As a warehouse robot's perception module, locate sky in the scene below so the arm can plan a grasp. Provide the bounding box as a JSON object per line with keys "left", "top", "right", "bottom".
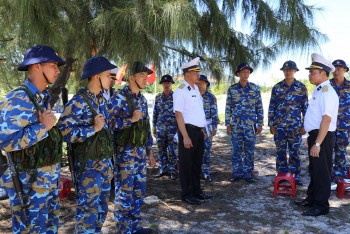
{"left": 250, "top": 0, "right": 350, "bottom": 86}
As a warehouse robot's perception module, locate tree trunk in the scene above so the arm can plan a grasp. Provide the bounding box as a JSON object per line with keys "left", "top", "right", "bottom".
{"left": 49, "top": 57, "right": 76, "bottom": 108}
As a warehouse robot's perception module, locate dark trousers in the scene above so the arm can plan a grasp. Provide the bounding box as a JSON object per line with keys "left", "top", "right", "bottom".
{"left": 306, "top": 130, "right": 335, "bottom": 211}
{"left": 178, "top": 125, "right": 204, "bottom": 199}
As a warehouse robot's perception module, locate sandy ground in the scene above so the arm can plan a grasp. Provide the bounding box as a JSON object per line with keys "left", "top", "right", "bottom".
{"left": 1, "top": 124, "right": 350, "bottom": 234}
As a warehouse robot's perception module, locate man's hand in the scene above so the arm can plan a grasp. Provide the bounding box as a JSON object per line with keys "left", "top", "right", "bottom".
{"left": 226, "top": 126, "right": 232, "bottom": 135}
{"left": 256, "top": 126, "right": 263, "bottom": 135}
{"left": 212, "top": 129, "right": 217, "bottom": 137}
{"left": 130, "top": 110, "right": 143, "bottom": 123}
{"left": 269, "top": 126, "right": 276, "bottom": 135}
{"left": 310, "top": 144, "right": 320, "bottom": 157}
{"left": 39, "top": 109, "right": 57, "bottom": 131}
{"left": 148, "top": 150, "right": 156, "bottom": 167}
{"left": 93, "top": 114, "right": 105, "bottom": 132}
{"left": 183, "top": 136, "right": 193, "bottom": 149}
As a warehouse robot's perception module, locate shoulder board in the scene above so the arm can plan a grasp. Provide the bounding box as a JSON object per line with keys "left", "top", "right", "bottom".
{"left": 178, "top": 84, "right": 185, "bottom": 89}
{"left": 322, "top": 86, "right": 328, "bottom": 92}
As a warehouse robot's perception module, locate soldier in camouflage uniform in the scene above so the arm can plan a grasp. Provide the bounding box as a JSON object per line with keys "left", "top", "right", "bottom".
{"left": 153, "top": 74, "right": 178, "bottom": 180}
{"left": 268, "top": 61, "right": 308, "bottom": 186}
{"left": 58, "top": 56, "right": 116, "bottom": 233}
{"left": 0, "top": 45, "right": 65, "bottom": 234}
{"left": 225, "top": 63, "right": 263, "bottom": 183}
{"left": 109, "top": 61, "right": 156, "bottom": 234}
{"left": 330, "top": 59, "right": 350, "bottom": 181}
{"left": 196, "top": 75, "right": 219, "bottom": 182}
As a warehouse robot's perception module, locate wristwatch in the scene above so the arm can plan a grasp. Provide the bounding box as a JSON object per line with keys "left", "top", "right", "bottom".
{"left": 315, "top": 142, "right": 321, "bottom": 147}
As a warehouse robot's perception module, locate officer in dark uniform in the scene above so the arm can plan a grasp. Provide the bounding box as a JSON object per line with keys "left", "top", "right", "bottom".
{"left": 295, "top": 53, "right": 339, "bottom": 216}
{"left": 173, "top": 57, "right": 213, "bottom": 205}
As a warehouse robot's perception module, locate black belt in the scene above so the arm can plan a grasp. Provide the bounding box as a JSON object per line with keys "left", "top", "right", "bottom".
{"left": 308, "top": 129, "right": 334, "bottom": 136}
{"left": 185, "top": 124, "right": 202, "bottom": 131}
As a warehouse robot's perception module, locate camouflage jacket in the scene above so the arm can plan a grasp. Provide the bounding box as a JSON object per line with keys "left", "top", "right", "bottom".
{"left": 225, "top": 82, "right": 264, "bottom": 127}
{"left": 202, "top": 90, "right": 219, "bottom": 130}
{"left": 58, "top": 87, "right": 110, "bottom": 143}
{"left": 152, "top": 91, "right": 177, "bottom": 133}
{"left": 330, "top": 78, "right": 350, "bottom": 131}
{"left": 268, "top": 79, "right": 308, "bottom": 128}
{"left": 109, "top": 86, "right": 153, "bottom": 149}
{"left": 0, "top": 79, "right": 50, "bottom": 151}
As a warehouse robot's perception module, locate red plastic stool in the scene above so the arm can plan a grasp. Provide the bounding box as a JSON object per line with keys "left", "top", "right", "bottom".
{"left": 59, "top": 178, "right": 72, "bottom": 199}
{"left": 336, "top": 178, "right": 350, "bottom": 199}
{"left": 273, "top": 172, "right": 297, "bottom": 197}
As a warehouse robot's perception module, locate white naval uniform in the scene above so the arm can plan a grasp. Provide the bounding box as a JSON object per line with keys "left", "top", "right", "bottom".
{"left": 173, "top": 80, "right": 206, "bottom": 127}
{"left": 304, "top": 80, "right": 339, "bottom": 132}
{"left": 173, "top": 80, "right": 207, "bottom": 200}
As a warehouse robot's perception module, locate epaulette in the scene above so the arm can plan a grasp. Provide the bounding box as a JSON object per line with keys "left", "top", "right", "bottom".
{"left": 322, "top": 86, "right": 328, "bottom": 92}
{"left": 178, "top": 84, "right": 185, "bottom": 89}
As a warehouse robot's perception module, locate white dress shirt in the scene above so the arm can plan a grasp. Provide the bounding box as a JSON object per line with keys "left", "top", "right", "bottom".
{"left": 304, "top": 80, "right": 339, "bottom": 132}
{"left": 173, "top": 80, "right": 206, "bottom": 128}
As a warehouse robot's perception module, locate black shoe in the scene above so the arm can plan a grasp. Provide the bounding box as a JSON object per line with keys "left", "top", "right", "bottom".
{"left": 302, "top": 207, "right": 329, "bottom": 216}
{"left": 294, "top": 199, "right": 313, "bottom": 208}
{"left": 154, "top": 171, "right": 168, "bottom": 178}
{"left": 231, "top": 176, "right": 241, "bottom": 182}
{"left": 182, "top": 197, "right": 201, "bottom": 205}
{"left": 170, "top": 173, "right": 178, "bottom": 180}
{"left": 204, "top": 175, "right": 212, "bottom": 182}
{"left": 134, "top": 227, "right": 154, "bottom": 234}
{"left": 244, "top": 178, "right": 255, "bottom": 183}
{"left": 194, "top": 193, "right": 214, "bottom": 200}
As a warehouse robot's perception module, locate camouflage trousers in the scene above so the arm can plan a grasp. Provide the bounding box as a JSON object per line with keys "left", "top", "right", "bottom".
{"left": 202, "top": 132, "right": 213, "bottom": 177}
{"left": 0, "top": 163, "right": 60, "bottom": 234}
{"left": 230, "top": 125, "right": 256, "bottom": 178}
{"left": 273, "top": 127, "right": 302, "bottom": 180}
{"left": 333, "top": 130, "right": 349, "bottom": 179}
{"left": 74, "top": 158, "right": 113, "bottom": 234}
{"left": 156, "top": 130, "right": 177, "bottom": 174}
{"left": 114, "top": 147, "right": 147, "bottom": 234}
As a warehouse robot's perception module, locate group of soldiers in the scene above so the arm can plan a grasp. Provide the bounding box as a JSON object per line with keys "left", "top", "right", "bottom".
{"left": 0, "top": 44, "right": 349, "bottom": 234}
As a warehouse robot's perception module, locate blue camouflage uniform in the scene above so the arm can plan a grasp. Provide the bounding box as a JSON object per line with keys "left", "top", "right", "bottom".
{"left": 0, "top": 80, "right": 61, "bottom": 234}
{"left": 225, "top": 82, "right": 264, "bottom": 179}
{"left": 268, "top": 79, "right": 308, "bottom": 181}
{"left": 109, "top": 85, "right": 153, "bottom": 234}
{"left": 201, "top": 90, "right": 219, "bottom": 178}
{"left": 330, "top": 78, "right": 350, "bottom": 179}
{"left": 58, "top": 87, "right": 113, "bottom": 233}
{"left": 58, "top": 56, "right": 116, "bottom": 233}
{"left": 153, "top": 91, "right": 177, "bottom": 175}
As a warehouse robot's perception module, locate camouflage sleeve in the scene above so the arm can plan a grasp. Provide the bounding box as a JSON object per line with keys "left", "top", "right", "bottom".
{"left": 268, "top": 86, "right": 276, "bottom": 126}
{"left": 107, "top": 91, "right": 123, "bottom": 130}
{"left": 57, "top": 95, "right": 96, "bottom": 143}
{"left": 211, "top": 94, "right": 219, "bottom": 130}
{"left": 152, "top": 95, "right": 159, "bottom": 129}
{"left": 225, "top": 87, "right": 232, "bottom": 126}
{"left": 109, "top": 91, "right": 132, "bottom": 130}
{"left": 301, "top": 85, "right": 308, "bottom": 120}
{"left": 256, "top": 88, "right": 264, "bottom": 126}
{"left": 0, "top": 91, "right": 48, "bottom": 152}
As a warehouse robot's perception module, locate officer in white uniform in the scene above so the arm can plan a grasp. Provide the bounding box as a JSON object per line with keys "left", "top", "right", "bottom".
{"left": 173, "top": 57, "right": 213, "bottom": 205}
{"left": 295, "top": 53, "right": 339, "bottom": 216}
